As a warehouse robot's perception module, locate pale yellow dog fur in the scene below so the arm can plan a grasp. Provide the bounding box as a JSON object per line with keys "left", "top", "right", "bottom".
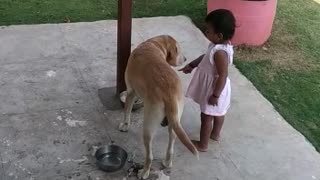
{"left": 119, "top": 35, "right": 199, "bottom": 179}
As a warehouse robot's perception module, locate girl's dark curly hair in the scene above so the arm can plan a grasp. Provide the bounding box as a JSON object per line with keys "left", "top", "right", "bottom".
{"left": 206, "top": 9, "right": 236, "bottom": 40}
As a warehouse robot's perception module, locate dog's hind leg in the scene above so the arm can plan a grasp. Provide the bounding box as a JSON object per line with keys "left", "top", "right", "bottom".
{"left": 119, "top": 89, "right": 137, "bottom": 132}
{"left": 162, "top": 124, "right": 177, "bottom": 168}
{"left": 138, "top": 125, "right": 154, "bottom": 179}
{"left": 138, "top": 102, "right": 163, "bottom": 179}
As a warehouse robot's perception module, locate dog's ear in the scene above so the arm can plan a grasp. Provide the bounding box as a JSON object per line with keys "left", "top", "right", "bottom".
{"left": 167, "top": 46, "right": 177, "bottom": 59}
{"left": 167, "top": 45, "right": 178, "bottom": 65}
{"left": 165, "top": 35, "right": 181, "bottom": 66}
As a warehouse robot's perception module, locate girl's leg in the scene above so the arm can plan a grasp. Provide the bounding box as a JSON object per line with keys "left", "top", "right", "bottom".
{"left": 192, "top": 113, "right": 214, "bottom": 152}
{"left": 210, "top": 116, "right": 225, "bottom": 141}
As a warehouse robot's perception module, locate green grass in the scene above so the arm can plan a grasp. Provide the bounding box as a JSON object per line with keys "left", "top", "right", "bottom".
{"left": 0, "top": 0, "right": 206, "bottom": 28}
{"left": 0, "top": 0, "right": 117, "bottom": 25}
{"left": 1, "top": 0, "right": 319, "bottom": 151}
{"left": 235, "top": 0, "right": 320, "bottom": 151}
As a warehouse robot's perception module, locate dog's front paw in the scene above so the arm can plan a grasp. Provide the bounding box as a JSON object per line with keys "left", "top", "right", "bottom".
{"left": 138, "top": 169, "right": 150, "bottom": 180}
{"left": 162, "top": 159, "right": 172, "bottom": 168}
{"left": 118, "top": 122, "right": 129, "bottom": 132}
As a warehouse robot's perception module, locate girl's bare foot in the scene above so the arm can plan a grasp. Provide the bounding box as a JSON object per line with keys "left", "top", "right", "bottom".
{"left": 191, "top": 140, "right": 208, "bottom": 152}
{"left": 210, "top": 134, "right": 220, "bottom": 141}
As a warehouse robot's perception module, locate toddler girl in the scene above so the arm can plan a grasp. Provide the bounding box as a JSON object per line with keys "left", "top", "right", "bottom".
{"left": 179, "top": 9, "right": 236, "bottom": 152}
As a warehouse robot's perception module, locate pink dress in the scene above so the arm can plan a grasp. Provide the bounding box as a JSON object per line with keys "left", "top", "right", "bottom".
{"left": 186, "top": 43, "right": 233, "bottom": 116}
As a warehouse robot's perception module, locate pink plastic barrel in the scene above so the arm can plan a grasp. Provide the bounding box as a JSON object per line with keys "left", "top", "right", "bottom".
{"left": 207, "top": 0, "right": 277, "bottom": 46}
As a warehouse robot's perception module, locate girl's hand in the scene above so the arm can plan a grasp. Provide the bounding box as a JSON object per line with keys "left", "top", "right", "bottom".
{"left": 209, "top": 95, "right": 219, "bottom": 106}
{"left": 178, "top": 64, "right": 193, "bottom": 74}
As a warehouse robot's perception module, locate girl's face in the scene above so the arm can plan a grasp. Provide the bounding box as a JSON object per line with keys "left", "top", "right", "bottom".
{"left": 205, "top": 23, "right": 223, "bottom": 44}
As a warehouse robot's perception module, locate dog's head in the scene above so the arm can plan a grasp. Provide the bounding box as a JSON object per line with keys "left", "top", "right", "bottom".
{"left": 164, "top": 35, "right": 187, "bottom": 66}
{"left": 151, "top": 35, "right": 186, "bottom": 66}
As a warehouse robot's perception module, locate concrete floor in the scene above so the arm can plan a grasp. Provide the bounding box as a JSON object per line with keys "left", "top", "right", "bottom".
{"left": 0, "top": 16, "right": 320, "bottom": 180}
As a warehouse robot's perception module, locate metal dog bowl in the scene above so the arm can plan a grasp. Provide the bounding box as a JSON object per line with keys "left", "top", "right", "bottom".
{"left": 95, "top": 145, "right": 128, "bottom": 172}
{"left": 120, "top": 91, "right": 143, "bottom": 111}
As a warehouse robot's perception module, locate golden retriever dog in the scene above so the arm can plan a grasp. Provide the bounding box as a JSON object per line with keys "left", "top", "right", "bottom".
{"left": 119, "top": 35, "right": 199, "bottom": 179}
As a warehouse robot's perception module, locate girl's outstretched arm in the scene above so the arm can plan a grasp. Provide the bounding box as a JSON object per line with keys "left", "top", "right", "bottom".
{"left": 189, "top": 54, "right": 205, "bottom": 68}
{"left": 179, "top": 54, "right": 205, "bottom": 74}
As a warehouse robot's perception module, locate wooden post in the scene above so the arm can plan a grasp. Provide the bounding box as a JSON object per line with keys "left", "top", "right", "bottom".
{"left": 117, "top": 0, "right": 133, "bottom": 95}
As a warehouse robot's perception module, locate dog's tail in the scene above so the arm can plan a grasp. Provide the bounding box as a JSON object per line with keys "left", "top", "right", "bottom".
{"left": 165, "top": 101, "right": 199, "bottom": 158}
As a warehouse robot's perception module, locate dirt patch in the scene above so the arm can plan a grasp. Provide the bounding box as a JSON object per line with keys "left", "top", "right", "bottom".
{"left": 234, "top": 19, "right": 313, "bottom": 71}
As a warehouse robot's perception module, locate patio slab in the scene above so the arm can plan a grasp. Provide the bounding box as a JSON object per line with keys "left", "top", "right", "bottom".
{"left": 0, "top": 16, "right": 320, "bottom": 180}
